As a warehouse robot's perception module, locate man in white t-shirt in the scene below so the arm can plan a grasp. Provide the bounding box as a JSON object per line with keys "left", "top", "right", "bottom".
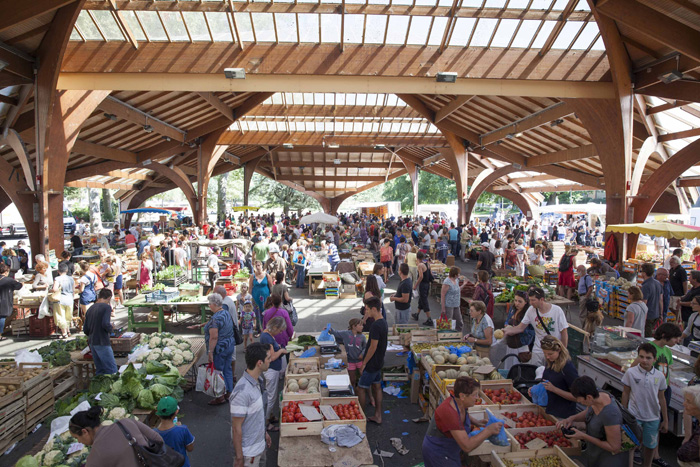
{"left": 503, "top": 287, "right": 569, "bottom": 367}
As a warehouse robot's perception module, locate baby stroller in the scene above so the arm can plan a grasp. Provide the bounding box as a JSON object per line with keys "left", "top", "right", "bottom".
{"left": 496, "top": 354, "right": 541, "bottom": 399}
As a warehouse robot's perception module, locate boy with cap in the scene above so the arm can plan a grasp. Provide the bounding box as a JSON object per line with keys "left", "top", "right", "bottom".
{"left": 154, "top": 396, "right": 195, "bottom": 467}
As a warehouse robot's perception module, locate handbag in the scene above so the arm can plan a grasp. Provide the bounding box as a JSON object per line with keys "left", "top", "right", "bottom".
{"left": 48, "top": 291, "right": 62, "bottom": 303}
{"left": 115, "top": 420, "right": 185, "bottom": 467}
{"left": 198, "top": 362, "right": 226, "bottom": 398}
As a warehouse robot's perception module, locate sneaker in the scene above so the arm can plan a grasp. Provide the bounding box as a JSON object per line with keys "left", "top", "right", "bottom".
{"left": 652, "top": 458, "right": 672, "bottom": 467}
{"left": 633, "top": 450, "right": 642, "bottom": 465}
{"left": 423, "top": 319, "right": 434, "bottom": 327}
{"left": 411, "top": 313, "right": 419, "bottom": 321}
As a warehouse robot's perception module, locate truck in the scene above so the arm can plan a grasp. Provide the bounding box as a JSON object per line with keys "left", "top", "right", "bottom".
{"left": 63, "top": 208, "right": 77, "bottom": 233}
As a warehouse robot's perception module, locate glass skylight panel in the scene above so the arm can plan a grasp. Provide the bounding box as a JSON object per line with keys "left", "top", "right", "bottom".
{"left": 76, "top": 11, "right": 103, "bottom": 40}
{"left": 362, "top": 122, "right": 372, "bottom": 132}
{"left": 551, "top": 21, "right": 584, "bottom": 49}
{"left": 160, "top": 12, "right": 189, "bottom": 41}
{"left": 463, "top": 0, "right": 487, "bottom": 6}
{"left": 427, "top": 17, "right": 448, "bottom": 46}
{"left": 552, "top": 0, "right": 572, "bottom": 9}
{"left": 470, "top": 18, "right": 498, "bottom": 47}
{"left": 205, "top": 13, "right": 232, "bottom": 41}
{"left": 346, "top": 94, "right": 356, "bottom": 106}
{"left": 345, "top": 0, "right": 365, "bottom": 5}
{"left": 530, "top": 0, "right": 555, "bottom": 9}
{"left": 356, "top": 94, "right": 367, "bottom": 106}
{"left": 344, "top": 15, "right": 364, "bottom": 43}
{"left": 92, "top": 11, "right": 125, "bottom": 40}
{"left": 575, "top": 0, "right": 591, "bottom": 10}
{"left": 234, "top": 13, "right": 254, "bottom": 42}
{"left": 275, "top": 14, "right": 297, "bottom": 42}
{"left": 343, "top": 122, "right": 354, "bottom": 132}
{"left": 531, "top": 21, "right": 557, "bottom": 48}
{"left": 485, "top": 0, "right": 508, "bottom": 7}
{"left": 449, "top": 18, "right": 476, "bottom": 46}
{"left": 303, "top": 94, "right": 314, "bottom": 105}
{"left": 490, "top": 19, "right": 520, "bottom": 48}
{"left": 364, "top": 16, "right": 388, "bottom": 44}
{"left": 427, "top": 123, "right": 439, "bottom": 133}
{"left": 386, "top": 15, "right": 410, "bottom": 45}
{"left": 119, "top": 11, "right": 147, "bottom": 41}
{"left": 392, "top": 0, "right": 413, "bottom": 5}
{"left": 386, "top": 95, "right": 400, "bottom": 106}
{"left": 368, "top": 0, "right": 390, "bottom": 5}
{"left": 252, "top": 13, "right": 276, "bottom": 42}
{"left": 70, "top": 29, "right": 81, "bottom": 41}
{"left": 314, "top": 93, "right": 325, "bottom": 105}
{"left": 571, "top": 22, "right": 598, "bottom": 50}
{"left": 366, "top": 94, "right": 378, "bottom": 106}
{"left": 590, "top": 36, "right": 605, "bottom": 50}
{"left": 182, "top": 12, "right": 212, "bottom": 41}
{"left": 298, "top": 14, "right": 319, "bottom": 42}
{"left": 321, "top": 14, "right": 341, "bottom": 43}
{"left": 406, "top": 16, "right": 431, "bottom": 45}
{"left": 511, "top": 20, "right": 540, "bottom": 47}
{"left": 336, "top": 94, "right": 346, "bottom": 105}
{"left": 414, "top": 0, "right": 439, "bottom": 6}
{"left": 291, "top": 93, "right": 303, "bottom": 105}
{"left": 507, "top": 0, "right": 532, "bottom": 8}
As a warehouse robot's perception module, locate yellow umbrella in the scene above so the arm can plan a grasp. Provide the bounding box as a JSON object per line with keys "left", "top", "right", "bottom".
{"left": 606, "top": 222, "right": 700, "bottom": 240}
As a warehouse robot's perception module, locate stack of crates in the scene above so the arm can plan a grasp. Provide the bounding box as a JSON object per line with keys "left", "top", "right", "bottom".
{"left": 595, "top": 280, "right": 614, "bottom": 316}
{"left": 612, "top": 288, "right": 629, "bottom": 320}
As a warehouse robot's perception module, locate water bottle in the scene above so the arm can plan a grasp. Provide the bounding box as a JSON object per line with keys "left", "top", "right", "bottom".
{"left": 328, "top": 435, "right": 337, "bottom": 452}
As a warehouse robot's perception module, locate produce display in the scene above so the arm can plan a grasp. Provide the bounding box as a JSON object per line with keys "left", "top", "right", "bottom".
{"left": 286, "top": 377, "right": 320, "bottom": 394}
{"left": 0, "top": 365, "right": 45, "bottom": 384}
{"left": 154, "top": 265, "right": 187, "bottom": 281}
{"left": 295, "top": 335, "right": 318, "bottom": 346}
{"left": 502, "top": 411, "right": 555, "bottom": 427}
{"left": 502, "top": 456, "right": 565, "bottom": 467}
{"left": 170, "top": 295, "right": 205, "bottom": 303}
{"left": 606, "top": 277, "right": 633, "bottom": 290}
{"left": 484, "top": 388, "right": 524, "bottom": 404}
{"left": 331, "top": 401, "right": 364, "bottom": 420}
{"left": 34, "top": 337, "right": 88, "bottom": 367}
{"left": 290, "top": 362, "right": 318, "bottom": 375}
{"left": 140, "top": 283, "right": 166, "bottom": 293}
{"left": 282, "top": 400, "right": 315, "bottom": 423}
{"left": 233, "top": 270, "right": 250, "bottom": 280}
{"left": 134, "top": 332, "right": 194, "bottom": 365}
{"left": 496, "top": 291, "right": 515, "bottom": 303}
{"left": 514, "top": 430, "right": 572, "bottom": 449}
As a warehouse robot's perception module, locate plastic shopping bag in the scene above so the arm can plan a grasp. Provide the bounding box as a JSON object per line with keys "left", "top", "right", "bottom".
{"left": 196, "top": 363, "right": 226, "bottom": 397}
{"left": 530, "top": 382, "right": 548, "bottom": 407}
{"left": 469, "top": 411, "right": 509, "bottom": 446}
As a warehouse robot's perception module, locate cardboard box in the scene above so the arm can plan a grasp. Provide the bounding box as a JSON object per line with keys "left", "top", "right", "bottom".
{"left": 446, "top": 255, "right": 455, "bottom": 267}
{"left": 410, "top": 369, "right": 421, "bottom": 404}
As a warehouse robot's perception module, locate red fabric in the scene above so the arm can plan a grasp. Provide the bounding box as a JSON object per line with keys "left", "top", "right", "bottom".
{"left": 604, "top": 233, "right": 618, "bottom": 262}
{"left": 434, "top": 399, "right": 464, "bottom": 438}
{"left": 203, "top": 224, "right": 209, "bottom": 236}
{"left": 139, "top": 261, "right": 150, "bottom": 286}
{"left": 558, "top": 256, "right": 576, "bottom": 288}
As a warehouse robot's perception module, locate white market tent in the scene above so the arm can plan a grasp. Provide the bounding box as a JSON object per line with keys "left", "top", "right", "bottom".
{"left": 299, "top": 212, "right": 340, "bottom": 225}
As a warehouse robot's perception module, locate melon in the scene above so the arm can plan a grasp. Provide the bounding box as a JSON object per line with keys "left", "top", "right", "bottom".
{"left": 447, "top": 354, "right": 458, "bottom": 364}
{"left": 466, "top": 356, "right": 477, "bottom": 364}
{"left": 437, "top": 371, "right": 447, "bottom": 379}
{"left": 287, "top": 381, "right": 300, "bottom": 392}
{"left": 456, "top": 357, "right": 467, "bottom": 365}
{"left": 434, "top": 354, "right": 446, "bottom": 364}
{"left": 297, "top": 368, "right": 306, "bottom": 374}
{"left": 460, "top": 364, "right": 470, "bottom": 372}
{"left": 298, "top": 378, "right": 309, "bottom": 390}
{"left": 308, "top": 377, "right": 319, "bottom": 386}
{"left": 494, "top": 329, "right": 504, "bottom": 340}
{"left": 308, "top": 386, "right": 319, "bottom": 393}
{"left": 458, "top": 371, "right": 470, "bottom": 378}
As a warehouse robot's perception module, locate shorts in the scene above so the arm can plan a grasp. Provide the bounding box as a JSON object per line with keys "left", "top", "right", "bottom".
{"left": 114, "top": 275, "right": 123, "bottom": 290}
{"left": 358, "top": 369, "right": 381, "bottom": 388}
{"left": 636, "top": 419, "right": 660, "bottom": 449}
{"left": 347, "top": 361, "right": 362, "bottom": 371}
{"left": 382, "top": 260, "right": 392, "bottom": 270}
{"left": 418, "top": 283, "right": 430, "bottom": 311}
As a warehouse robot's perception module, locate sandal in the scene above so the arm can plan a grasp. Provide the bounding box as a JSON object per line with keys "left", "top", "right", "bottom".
{"left": 208, "top": 395, "right": 227, "bottom": 406}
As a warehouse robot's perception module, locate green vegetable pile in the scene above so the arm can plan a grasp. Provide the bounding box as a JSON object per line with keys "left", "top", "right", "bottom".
{"left": 140, "top": 283, "right": 166, "bottom": 293}
{"left": 234, "top": 270, "right": 250, "bottom": 279}
{"left": 33, "top": 337, "right": 88, "bottom": 367}
{"left": 155, "top": 265, "right": 187, "bottom": 281}
{"left": 496, "top": 290, "right": 515, "bottom": 303}
{"left": 296, "top": 335, "right": 318, "bottom": 346}
{"left": 170, "top": 295, "right": 204, "bottom": 303}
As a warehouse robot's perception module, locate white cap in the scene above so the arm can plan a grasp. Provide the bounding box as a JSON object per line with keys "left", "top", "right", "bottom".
{"left": 268, "top": 243, "right": 280, "bottom": 254}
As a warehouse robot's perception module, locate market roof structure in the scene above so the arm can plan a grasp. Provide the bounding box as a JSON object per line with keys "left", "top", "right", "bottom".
{"left": 0, "top": 0, "right": 698, "bottom": 258}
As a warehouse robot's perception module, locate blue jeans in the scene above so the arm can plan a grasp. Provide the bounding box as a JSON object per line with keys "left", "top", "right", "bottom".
{"left": 214, "top": 344, "right": 235, "bottom": 393}
{"left": 0, "top": 317, "right": 6, "bottom": 335}
{"left": 73, "top": 247, "right": 83, "bottom": 256}
{"left": 91, "top": 345, "right": 118, "bottom": 375}
{"left": 295, "top": 265, "right": 306, "bottom": 288}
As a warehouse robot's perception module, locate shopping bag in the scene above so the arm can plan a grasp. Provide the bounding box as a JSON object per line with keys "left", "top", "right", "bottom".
{"left": 202, "top": 363, "right": 226, "bottom": 397}
{"left": 530, "top": 382, "right": 548, "bottom": 407}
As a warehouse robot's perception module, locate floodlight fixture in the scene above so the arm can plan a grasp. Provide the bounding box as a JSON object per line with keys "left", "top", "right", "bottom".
{"left": 436, "top": 72, "right": 457, "bottom": 83}
{"left": 658, "top": 70, "right": 683, "bottom": 84}
{"left": 143, "top": 125, "right": 154, "bottom": 133}
{"left": 224, "top": 68, "right": 246, "bottom": 79}
{"left": 104, "top": 113, "right": 117, "bottom": 121}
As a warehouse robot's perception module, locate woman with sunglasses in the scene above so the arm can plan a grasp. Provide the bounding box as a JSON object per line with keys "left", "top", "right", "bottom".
{"left": 535, "top": 335, "right": 579, "bottom": 419}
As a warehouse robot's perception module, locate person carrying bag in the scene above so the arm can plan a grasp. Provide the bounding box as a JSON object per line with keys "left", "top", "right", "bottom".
{"left": 116, "top": 420, "right": 185, "bottom": 467}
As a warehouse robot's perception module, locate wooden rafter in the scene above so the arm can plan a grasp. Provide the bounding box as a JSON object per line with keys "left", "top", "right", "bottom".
{"left": 197, "top": 92, "right": 234, "bottom": 120}
{"left": 479, "top": 103, "right": 573, "bottom": 146}
{"left": 435, "top": 95, "right": 473, "bottom": 123}
{"left": 98, "top": 96, "right": 187, "bottom": 142}
{"left": 0, "top": 0, "right": 75, "bottom": 33}
{"left": 539, "top": 0, "right": 579, "bottom": 57}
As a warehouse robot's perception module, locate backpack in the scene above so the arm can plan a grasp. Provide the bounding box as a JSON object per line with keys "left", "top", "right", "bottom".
{"left": 558, "top": 254, "right": 572, "bottom": 272}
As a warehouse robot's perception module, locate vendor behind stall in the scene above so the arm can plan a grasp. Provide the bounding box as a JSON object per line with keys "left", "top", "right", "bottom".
{"left": 464, "top": 301, "right": 493, "bottom": 359}
{"left": 0, "top": 263, "right": 22, "bottom": 339}
{"left": 421, "top": 376, "right": 502, "bottom": 467}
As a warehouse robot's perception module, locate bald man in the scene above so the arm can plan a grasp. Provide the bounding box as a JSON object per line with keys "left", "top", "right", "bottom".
{"left": 577, "top": 265, "right": 594, "bottom": 322}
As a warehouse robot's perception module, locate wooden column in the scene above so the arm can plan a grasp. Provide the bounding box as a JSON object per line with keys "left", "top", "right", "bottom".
{"left": 442, "top": 132, "right": 469, "bottom": 225}
{"left": 396, "top": 155, "right": 420, "bottom": 216}
{"left": 243, "top": 155, "right": 265, "bottom": 207}
{"left": 41, "top": 90, "right": 110, "bottom": 253}
{"left": 197, "top": 128, "right": 228, "bottom": 226}
{"left": 0, "top": 157, "right": 40, "bottom": 261}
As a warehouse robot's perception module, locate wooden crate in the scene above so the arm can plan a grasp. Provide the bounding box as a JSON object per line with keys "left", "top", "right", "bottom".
{"left": 437, "top": 331, "right": 462, "bottom": 341}
{"left": 73, "top": 360, "right": 96, "bottom": 390}
{"left": 466, "top": 408, "right": 517, "bottom": 457}
{"left": 382, "top": 365, "right": 409, "bottom": 382}
{"left": 320, "top": 396, "right": 366, "bottom": 432}
{"left": 507, "top": 425, "right": 581, "bottom": 456}
{"left": 53, "top": 372, "right": 78, "bottom": 401}
{"left": 10, "top": 318, "right": 30, "bottom": 337}
{"left": 0, "top": 412, "right": 25, "bottom": 453}
{"left": 24, "top": 374, "right": 54, "bottom": 435}
{"left": 430, "top": 364, "right": 462, "bottom": 393}
{"left": 0, "top": 396, "right": 26, "bottom": 448}
{"left": 288, "top": 357, "right": 320, "bottom": 377}
{"left": 111, "top": 333, "right": 141, "bottom": 354}
{"left": 488, "top": 404, "right": 558, "bottom": 429}
{"left": 282, "top": 374, "right": 322, "bottom": 401}
{"left": 280, "top": 400, "right": 324, "bottom": 438}
{"left": 410, "top": 329, "right": 438, "bottom": 343}
{"left": 491, "top": 446, "right": 577, "bottom": 467}
{"left": 479, "top": 380, "right": 531, "bottom": 406}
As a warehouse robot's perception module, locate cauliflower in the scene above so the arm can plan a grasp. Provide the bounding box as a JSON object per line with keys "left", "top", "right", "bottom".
{"left": 146, "top": 352, "right": 161, "bottom": 362}
{"left": 108, "top": 407, "right": 127, "bottom": 420}
{"left": 59, "top": 431, "right": 72, "bottom": 442}
{"left": 136, "top": 354, "right": 146, "bottom": 363}
{"left": 181, "top": 350, "right": 194, "bottom": 363}
{"left": 171, "top": 354, "right": 184, "bottom": 366}
{"left": 177, "top": 342, "right": 191, "bottom": 350}
{"left": 44, "top": 450, "right": 65, "bottom": 466}
{"left": 164, "top": 339, "right": 178, "bottom": 348}
{"left": 101, "top": 420, "right": 114, "bottom": 426}
{"left": 172, "top": 348, "right": 183, "bottom": 356}
{"left": 162, "top": 347, "right": 172, "bottom": 355}
{"left": 42, "top": 437, "right": 55, "bottom": 453}
{"left": 34, "top": 452, "right": 45, "bottom": 465}
{"left": 149, "top": 336, "right": 162, "bottom": 347}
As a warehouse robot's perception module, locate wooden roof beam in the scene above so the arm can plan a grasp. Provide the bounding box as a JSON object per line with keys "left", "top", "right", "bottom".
{"left": 104, "top": 170, "right": 151, "bottom": 181}
{"left": 597, "top": 0, "right": 700, "bottom": 63}
{"left": 275, "top": 175, "right": 390, "bottom": 182}
{"left": 249, "top": 105, "right": 419, "bottom": 119}
{"left": 526, "top": 144, "right": 597, "bottom": 167}
{"left": 0, "top": 0, "right": 75, "bottom": 33}
{"left": 646, "top": 100, "right": 692, "bottom": 115}
{"left": 72, "top": 140, "right": 138, "bottom": 163}
{"left": 539, "top": 0, "right": 579, "bottom": 57}
{"left": 658, "top": 127, "right": 700, "bottom": 142}
{"left": 492, "top": 184, "right": 598, "bottom": 193}
{"left": 634, "top": 54, "right": 700, "bottom": 90}
{"left": 66, "top": 180, "right": 136, "bottom": 190}
{"left": 197, "top": 92, "right": 233, "bottom": 120}
{"left": 217, "top": 131, "right": 447, "bottom": 147}
{"left": 98, "top": 96, "right": 187, "bottom": 143}
{"left": 678, "top": 177, "right": 700, "bottom": 187}
{"left": 479, "top": 102, "right": 573, "bottom": 145}
{"left": 273, "top": 161, "right": 391, "bottom": 168}
{"left": 434, "top": 95, "right": 474, "bottom": 123}
{"left": 58, "top": 73, "right": 616, "bottom": 100}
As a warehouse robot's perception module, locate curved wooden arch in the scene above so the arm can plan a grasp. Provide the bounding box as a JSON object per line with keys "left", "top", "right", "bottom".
{"left": 631, "top": 139, "right": 700, "bottom": 223}
{"left": 466, "top": 166, "right": 520, "bottom": 222}
{"left": 147, "top": 161, "right": 198, "bottom": 221}
{"left": 122, "top": 186, "right": 172, "bottom": 229}
{"left": 488, "top": 189, "right": 536, "bottom": 219}
{"left": 630, "top": 137, "right": 662, "bottom": 197}
{"left": 0, "top": 157, "right": 40, "bottom": 259}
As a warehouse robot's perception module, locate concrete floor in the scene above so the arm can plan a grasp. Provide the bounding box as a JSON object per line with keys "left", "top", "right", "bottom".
{"left": 0, "top": 257, "right": 683, "bottom": 466}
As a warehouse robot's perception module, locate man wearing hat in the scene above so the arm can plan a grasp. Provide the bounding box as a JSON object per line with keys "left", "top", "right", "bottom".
{"left": 475, "top": 242, "right": 495, "bottom": 278}
{"left": 265, "top": 243, "right": 286, "bottom": 278}
{"left": 154, "top": 396, "right": 195, "bottom": 467}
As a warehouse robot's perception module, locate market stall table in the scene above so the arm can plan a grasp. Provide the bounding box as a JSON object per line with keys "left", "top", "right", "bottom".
{"left": 277, "top": 435, "right": 373, "bottom": 467}
{"left": 123, "top": 295, "right": 209, "bottom": 334}
{"left": 460, "top": 295, "right": 575, "bottom": 328}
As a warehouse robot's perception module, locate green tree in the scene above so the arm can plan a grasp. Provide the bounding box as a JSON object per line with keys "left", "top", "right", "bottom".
{"left": 249, "top": 174, "right": 320, "bottom": 214}
{"left": 381, "top": 171, "right": 458, "bottom": 212}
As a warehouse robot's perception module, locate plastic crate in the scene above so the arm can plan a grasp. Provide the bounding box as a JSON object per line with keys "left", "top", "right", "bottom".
{"left": 29, "top": 315, "right": 55, "bottom": 337}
